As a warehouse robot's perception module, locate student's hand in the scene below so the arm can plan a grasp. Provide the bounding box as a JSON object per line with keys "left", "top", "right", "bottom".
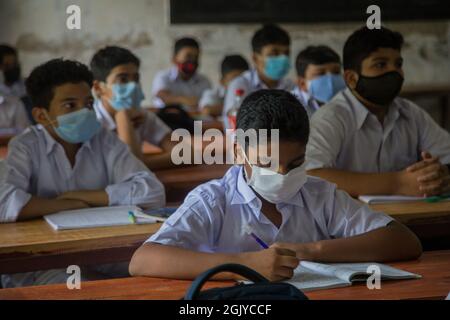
{"left": 271, "top": 242, "right": 318, "bottom": 260}
{"left": 180, "top": 96, "right": 199, "bottom": 109}
{"left": 401, "top": 151, "right": 450, "bottom": 196}
{"left": 127, "top": 109, "right": 146, "bottom": 128}
{"left": 57, "top": 190, "right": 109, "bottom": 207}
{"left": 239, "top": 246, "right": 299, "bottom": 281}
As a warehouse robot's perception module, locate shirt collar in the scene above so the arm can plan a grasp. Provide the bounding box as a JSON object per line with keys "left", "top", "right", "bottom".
{"left": 343, "top": 88, "right": 408, "bottom": 130}
{"left": 94, "top": 99, "right": 116, "bottom": 131}
{"left": 36, "top": 124, "right": 95, "bottom": 155}
{"left": 231, "top": 165, "right": 305, "bottom": 208}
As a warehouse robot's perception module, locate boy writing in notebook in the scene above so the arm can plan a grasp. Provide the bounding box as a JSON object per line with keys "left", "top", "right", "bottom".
{"left": 222, "top": 24, "right": 295, "bottom": 129}
{"left": 152, "top": 37, "right": 211, "bottom": 110}
{"left": 129, "top": 89, "right": 421, "bottom": 281}
{"left": 292, "top": 45, "right": 346, "bottom": 118}
{"left": 199, "top": 54, "right": 249, "bottom": 117}
{"left": 91, "top": 46, "right": 177, "bottom": 170}
{"left": 0, "top": 59, "right": 165, "bottom": 287}
{"left": 306, "top": 26, "right": 450, "bottom": 197}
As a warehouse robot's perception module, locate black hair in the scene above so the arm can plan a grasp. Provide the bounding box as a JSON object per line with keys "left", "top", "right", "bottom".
{"left": 0, "top": 44, "right": 18, "bottom": 64}
{"left": 25, "top": 58, "right": 93, "bottom": 109}
{"left": 295, "top": 45, "right": 341, "bottom": 77}
{"left": 343, "top": 26, "right": 404, "bottom": 72}
{"left": 251, "top": 24, "right": 291, "bottom": 53}
{"left": 237, "top": 89, "right": 309, "bottom": 146}
{"left": 90, "top": 46, "right": 140, "bottom": 82}
{"left": 221, "top": 55, "right": 249, "bottom": 78}
{"left": 174, "top": 37, "right": 200, "bottom": 56}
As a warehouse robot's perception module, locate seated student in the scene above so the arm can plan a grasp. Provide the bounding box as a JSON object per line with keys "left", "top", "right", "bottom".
{"left": 0, "top": 44, "right": 27, "bottom": 99}
{"left": 0, "top": 58, "right": 165, "bottom": 287}
{"left": 292, "top": 45, "right": 346, "bottom": 118}
{"left": 0, "top": 44, "right": 32, "bottom": 129}
{"left": 91, "top": 46, "right": 177, "bottom": 170}
{"left": 151, "top": 37, "right": 211, "bottom": 110}
{"left": 199, "top": 54, "right": 249, "bottom": 117}
{"left": 129, "top": 89, "right": 421, "bottom": 281}
{"left": 222, "top": 24, "right": 295, "bottom": 129}
{"left": 306, "top": 26, "right": 450, "bottom": 197}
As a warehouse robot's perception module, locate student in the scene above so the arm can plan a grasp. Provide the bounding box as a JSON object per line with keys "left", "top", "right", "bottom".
{"left": 292, "top": 45, "right": 346, "bottom": 118}
{"left": 0, "top": 45, "right": 32, "bottom": 130}
{"left": 306, "top": 26, "right": 450, "bottom": 197}
{"left": 0, "top": 58, "right": 165, "bottom": 287}
{"left": 91, "top": 46, "right": 176, "bottom": 170}
{"left": 222, "top": 24, "right": 295, "bottom": 129}
{"left": 0, "top": 44, "right": 27, "bottom": 99}
{"left": 129, "top": 89, "right": 421, "bottom": 281}
{"left": 199, "top": 54, "right": 249, "bottom": 117}
{"left": 151, "top": 37, "right": 211, "bottom": 110}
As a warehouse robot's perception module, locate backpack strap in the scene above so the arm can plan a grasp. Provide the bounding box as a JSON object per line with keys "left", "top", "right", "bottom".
{"left": 184, "top": 263, "right": 269, "bottom": 300}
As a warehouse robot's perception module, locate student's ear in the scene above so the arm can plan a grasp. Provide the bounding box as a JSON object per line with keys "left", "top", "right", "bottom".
{"left": 92, "top": 80, "right": 106, "bottom": 98}
{"left": 344, "top": 69, "right": 359, "bottom": 90}
{"left": 297, "top": 77, "right": 308, "bottom": 92}
{"left": 32, "top": 107, "right": 51, "bottom": 126}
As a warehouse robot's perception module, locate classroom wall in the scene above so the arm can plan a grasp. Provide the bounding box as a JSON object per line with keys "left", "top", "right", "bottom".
{"left": 1, "top": 0, "right": 450, "bottom": 108}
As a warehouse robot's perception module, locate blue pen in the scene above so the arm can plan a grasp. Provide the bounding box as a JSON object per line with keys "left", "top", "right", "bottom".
{"left": 244, "top": 225, "right": 269, "bottom": 249}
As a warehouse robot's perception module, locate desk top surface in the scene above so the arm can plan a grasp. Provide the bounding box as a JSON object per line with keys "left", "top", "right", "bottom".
{"left": 0, "top": 250, "right": 448, "bottom": 300}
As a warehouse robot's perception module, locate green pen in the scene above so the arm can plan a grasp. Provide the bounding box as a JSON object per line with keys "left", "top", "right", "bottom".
{"left": 128, "top": 211, "right": 137, "bottom": 224}
{"left": 424, "top": 194, "right": 450, "bottom": 203}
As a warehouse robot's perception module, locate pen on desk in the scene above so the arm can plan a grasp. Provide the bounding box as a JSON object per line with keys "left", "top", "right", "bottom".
{"left": 244, "top": 225, "right": 269, "bottom": 249}
{"left": 128, "top": 211, "right": 137, "bottom": 224}
{"left": 424, "top": 194, "right": 450, "bottom": 203}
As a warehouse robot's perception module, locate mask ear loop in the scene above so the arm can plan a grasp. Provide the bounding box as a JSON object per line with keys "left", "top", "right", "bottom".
{"left": 41, "top": 110, "right": 59, "bottom": 130}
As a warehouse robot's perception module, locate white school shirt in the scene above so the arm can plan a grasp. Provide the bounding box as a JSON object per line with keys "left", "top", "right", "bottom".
{"left": 306, "top": 88, "right": 450, "bottom": 173}
{"left": 222, "top": 69, "right": 295, "bottom": 129}
{"left": 0, "top": 125, "right": 166, "bottom": 222}
{"left": 147, "top": 165, "right": 392, "bottom": 253}
{"left": 151, "top": 66, "right": 212, "bottom": 108}
{"left": 93, "top": 99, "right": 171, "bottom": 147}
{"left": 0, "top": 80, "right": 27, "bottom": 98}
{"left": 291, "top": 87, "right": 320, "bottom": 118}
{"left": 0, "top": 94, "right": 30, "bottom": 130}
{"left": 198, "top": 85, "right": 226, "bottom": 110}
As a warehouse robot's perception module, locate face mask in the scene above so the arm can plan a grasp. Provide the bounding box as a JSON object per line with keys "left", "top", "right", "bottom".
{"left": 263, "top": 55, "right": 290, "bottom": 81}
{"left": 48, "top": 108, "right": 101, "bottom": 144}
{"left": 307, "top": 73, "right": 346, "bottom": 103}
{"left": 177, "top": 61, "right": 198, "bottom": 76}
{"left": 109, "top": 82, "right": 145, "bottom": 111}
{"left": 355, "top": 71, "right": 404, "bottom": 105}
{"left": 3, "top": 65, "right": 21, "bottom": 84}
{"left": 241, "top": 148, "right": 307, "bottom": 204}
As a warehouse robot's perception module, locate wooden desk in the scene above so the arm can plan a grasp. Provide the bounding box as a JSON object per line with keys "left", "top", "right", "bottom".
{"left": 0, "top": 220, "right": 162, "bottom": 274}
{"left": 0, "top": 251, "right": 448, "bottom": 300}
{"left": 0, "top": 146, "right": 7, "bottom": 159}
{"left": 155, "top": 164, "right": 231, "bottom": 202}
{"left": 370, "top": 201, "right": 450, "bottom": 249}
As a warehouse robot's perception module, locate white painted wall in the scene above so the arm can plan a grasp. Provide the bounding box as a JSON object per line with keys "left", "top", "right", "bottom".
{"left": 1, "top": 0, "right": 449, "bottom": 106}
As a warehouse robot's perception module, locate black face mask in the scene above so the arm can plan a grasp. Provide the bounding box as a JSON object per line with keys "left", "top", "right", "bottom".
{"left": 355, "top": 71, "right": 404, "bottom": 106}
{"left": 3, "top": 65, "right": 21, "bottom": 84}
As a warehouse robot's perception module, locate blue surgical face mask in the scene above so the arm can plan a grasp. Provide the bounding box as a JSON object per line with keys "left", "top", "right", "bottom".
{"left": 264, "top": 55, "right": 291, "bottom": 81}
{"left": 307, "top": 73, "right": 346, "bottom": 103}
{"left": 48, "top": 108, "right": 101, "bottom": 144}
{"left": 109, "top": 82, "right": 145, "bottom": 111}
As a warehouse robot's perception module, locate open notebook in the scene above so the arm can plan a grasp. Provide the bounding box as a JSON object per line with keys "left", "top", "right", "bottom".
{"left": 283, "top": 261, "right": 421, "bottom": 291}
{"left": 44, "top": 206, "right": 165, "bottom": 231}
{"left": 358, "top": 195, "right": 427, "bottom": 204}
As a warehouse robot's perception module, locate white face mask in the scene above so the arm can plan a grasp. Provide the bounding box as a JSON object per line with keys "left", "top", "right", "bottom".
{"left": 241, "top": 148, "right": 307, "bottom": 204}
